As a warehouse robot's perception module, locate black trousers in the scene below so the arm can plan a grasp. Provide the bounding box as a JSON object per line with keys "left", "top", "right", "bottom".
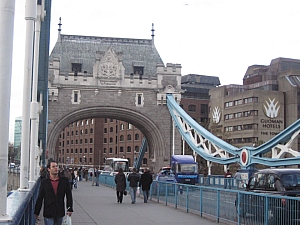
{"left": 116, "top": 191, "right": 124, "bottom": 203}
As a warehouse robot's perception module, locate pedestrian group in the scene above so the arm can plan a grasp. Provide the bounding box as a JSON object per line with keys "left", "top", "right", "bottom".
{"left": 35, "top": 163, "right": 153, "bottom": 224}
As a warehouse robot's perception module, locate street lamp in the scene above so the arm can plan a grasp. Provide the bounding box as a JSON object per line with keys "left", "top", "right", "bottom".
{"left": 83, "top": 156, "right": 86, "bottom": 166}
{"left": 66, "top": 157, "right": 70, "bottom": 167}
{"left": 134, "top": 151, "right": 137, "bottom": 167}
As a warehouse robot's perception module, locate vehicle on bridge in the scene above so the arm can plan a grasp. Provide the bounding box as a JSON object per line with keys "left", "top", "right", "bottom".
{"left": 104, "top": 158, "right": 129, "bottom": 174}
{"left": 171, "top": 155, "right": 198, "bottom": 185}
{"left": 237, "top": 168, "right": 300, "bottom": 224}
{"left": 152, "top": 173, "right": 177, "bottom": 196}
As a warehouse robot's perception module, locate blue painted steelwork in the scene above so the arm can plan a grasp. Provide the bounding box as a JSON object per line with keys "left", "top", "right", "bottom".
{"left": 166, "top": 94, "right": 300, "bottom": 169}
{"left": 37, "top": 0, "right": 51, "bottom": 166}
{"left": 133, "top": 138, "right": 147, "bottom": 171}
{"left": 2, "top": 179, "right": 40, "bottom": 225}
{"left": 97, "top": 175, "right": 299, "bottom": 224}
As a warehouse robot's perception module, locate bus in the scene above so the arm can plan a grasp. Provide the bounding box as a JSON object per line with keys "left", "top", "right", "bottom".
{"left": 104, "top": 158, "right": 129, "bottom": 173}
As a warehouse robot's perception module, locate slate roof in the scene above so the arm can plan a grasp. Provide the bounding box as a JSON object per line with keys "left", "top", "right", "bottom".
{"left": 181, "top": 74, "right": 220, "bottom": 86}
{"left": 50, "top": 34, "right": 164, "bottom": 76}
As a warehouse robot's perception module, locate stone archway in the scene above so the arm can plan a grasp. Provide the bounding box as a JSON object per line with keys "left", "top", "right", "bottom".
{"left": 47, "top": 106, "right": 168, "bottom": 170}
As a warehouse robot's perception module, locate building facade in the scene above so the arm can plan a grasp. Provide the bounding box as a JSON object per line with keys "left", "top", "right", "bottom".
{"left": 55, "top": 74, "right": 220, "bottom": 169}
{"left": 56, "top": 118, "right": 146, "bottom": 168}
{"left": 209, "top": 57, "right": 300, "bottom": 151}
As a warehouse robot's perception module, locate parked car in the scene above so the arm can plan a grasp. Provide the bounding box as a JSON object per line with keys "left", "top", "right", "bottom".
{"left": 9, "top": 163, "right": 15, "bottom": 168}
{"left": 152, "top": 173, "right": 177, "bottom": 196}
{"left": 236, "top": 168, "right": 300, "bottom": 224}
{"left": 100, "top": 171, "right": 111, "bottom": 176}
{"left": 234, "top": 169, "right": 257, "bottom": 189}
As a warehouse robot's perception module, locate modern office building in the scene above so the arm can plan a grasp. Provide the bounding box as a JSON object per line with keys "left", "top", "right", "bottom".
{"left": 209, "top": 57, "right": 300, "bottom": 151}
{"left": 13, "top": 116, "right": 22, "bottom": 164}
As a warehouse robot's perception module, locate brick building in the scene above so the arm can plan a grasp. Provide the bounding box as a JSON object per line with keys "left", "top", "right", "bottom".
{"left": 56, "top": 118, "right": 146, "bottom": 168}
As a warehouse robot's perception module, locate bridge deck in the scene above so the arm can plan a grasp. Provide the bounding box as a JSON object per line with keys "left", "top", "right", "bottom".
{"left": 37, "top": 180, "right": 229, "bottom": 225}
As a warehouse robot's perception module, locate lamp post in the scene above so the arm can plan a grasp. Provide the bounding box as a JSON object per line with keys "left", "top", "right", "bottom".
{"left": 134, "top": 151, "right": 137, "bottom": 167}
{"left": 66, "top": 157, "right": 70, "bottom": 167}
{"left": 83, "top": 155, "right": 86, "bottom": 166}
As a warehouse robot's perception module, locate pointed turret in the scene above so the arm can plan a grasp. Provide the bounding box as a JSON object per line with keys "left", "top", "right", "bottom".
{"left": 151, "top": 23, "right": 155, "bottom": 46}
{"left": 58, "top": 17, "right": 62, "bottom": 42}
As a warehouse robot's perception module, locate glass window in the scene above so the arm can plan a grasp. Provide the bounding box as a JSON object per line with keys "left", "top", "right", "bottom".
{"left": 188, "top": 104, "right": 196, "bottom": 112}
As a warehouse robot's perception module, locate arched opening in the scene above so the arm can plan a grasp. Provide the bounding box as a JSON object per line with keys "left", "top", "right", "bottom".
{"left": 47, "top": 106, "right": 166, "bottom": 169}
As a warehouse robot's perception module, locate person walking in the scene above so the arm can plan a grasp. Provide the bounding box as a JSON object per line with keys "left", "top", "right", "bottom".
{"left": 114, "top": 168, "right": 126, "bottom": 203}
{"left": 64, "top": 169, "right": 73, "bottom": 190}
{"left": 127, "top": 168, "right": 140, "bottom": 204}
{"left": 84, "top": 169, "right": 88, "bottom": 181}
{"left": 92, "top": 168, "right": 97, "bottom": 186}
{"left": 224, "top": 169, "right": 232, "bottom": 189}
{"left": 40, "top": 166, "right": 47, "bottom": 179}
{"left": 139, "top": 168, "right": 153, "bottom": 203}
{"left": 34, "top": 160, "right": 73, "bottom": 225}
{"left": 96, "top": 168, "right": 100, "bottom": 186}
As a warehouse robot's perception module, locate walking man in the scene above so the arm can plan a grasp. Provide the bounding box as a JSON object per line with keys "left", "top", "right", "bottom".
{"left": 127, "top": 168, "right": 140, "bottom": 204}
{"left": 139, "top": 168, "right": 153, "bottom": 203}
{"left": 224, "top": 169, "right": 232, "bottom": 189}
{"left": 92, "top": 167, "right": 97, "bottom": 186}
{"left": 34, "top": 160, "right": 73, "bottom": 225}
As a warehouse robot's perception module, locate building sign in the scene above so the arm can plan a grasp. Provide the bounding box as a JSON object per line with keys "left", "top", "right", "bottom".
{"left": 212, "top": 106, "right": 221, "bottom": 124}
{"left": 263, "top": 97, "right": 280, "bottom": 118}
{"left": 261, "top": 97, "right": 283, "bottom": 135}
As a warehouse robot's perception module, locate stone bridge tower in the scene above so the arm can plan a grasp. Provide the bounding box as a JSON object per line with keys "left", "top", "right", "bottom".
{"left": 46, "top": 29, "right": 182, "bottom": 171}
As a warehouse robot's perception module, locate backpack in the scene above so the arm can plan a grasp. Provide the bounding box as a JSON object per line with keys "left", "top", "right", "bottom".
{"left": 90, "top": 172, "right": 93, "bottom": 176}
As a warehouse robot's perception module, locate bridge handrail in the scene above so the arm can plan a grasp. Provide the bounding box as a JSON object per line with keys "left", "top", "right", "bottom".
{"left": 3, "top": 178, "right": 41, "bottom": 225}
{"left": 99, "top": 174, "right": 297, "bottom": 224}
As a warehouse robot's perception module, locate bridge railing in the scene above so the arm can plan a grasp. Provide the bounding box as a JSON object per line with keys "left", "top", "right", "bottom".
{"left": 99, "top": 174, "right": 298, "bottom": 224}
{"left": 2, "top": 178, "right": 41, "bottom": 225}
{"left": 198, "top": 175, "right": 247, "bottom": 190}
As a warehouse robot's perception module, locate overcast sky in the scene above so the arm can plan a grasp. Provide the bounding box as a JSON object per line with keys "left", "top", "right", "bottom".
{"left": 9, "top": 0, "right": 300, "bottom": 141}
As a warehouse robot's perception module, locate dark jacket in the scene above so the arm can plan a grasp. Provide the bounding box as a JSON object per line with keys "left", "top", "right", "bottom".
{"left": 127, "top": 172, "right": 140, "bottom": 187}
{"left": 114, "top": 172, "right": 126, "bottom": 192}
{"left": 139, "top": 171, "right": 153, "bottom": 191}
{"left": 34, "top": 176, "right": 73, "bottom": 218}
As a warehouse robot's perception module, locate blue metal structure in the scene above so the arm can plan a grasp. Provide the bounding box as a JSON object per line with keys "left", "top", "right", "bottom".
{"left": 133, "top": 138, "right": 147, "bottom": 171}
{"left": 166, "top": 94, "right": 300, "bottom": 169}
{"left": 37, "top": 0, "right": 51, "bottom": 166}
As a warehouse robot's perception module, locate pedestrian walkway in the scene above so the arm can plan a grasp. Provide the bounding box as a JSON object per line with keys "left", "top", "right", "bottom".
{"left": 38, "top": 180, "right": 231, "bottom": 225}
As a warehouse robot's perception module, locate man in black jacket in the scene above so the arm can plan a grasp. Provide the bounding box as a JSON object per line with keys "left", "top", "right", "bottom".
{"left": 139, "top": 168, "right": 153, "bottom": 203}
{"left": 127, "top": 168, "right": 140, "bottom": 204}
{"left": 34, "top": 160, "right": 73, "bottom": 225}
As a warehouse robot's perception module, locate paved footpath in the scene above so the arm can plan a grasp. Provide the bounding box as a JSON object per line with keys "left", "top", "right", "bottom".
{"left": 38, "top": 180, "right": 231, "bottom": 225}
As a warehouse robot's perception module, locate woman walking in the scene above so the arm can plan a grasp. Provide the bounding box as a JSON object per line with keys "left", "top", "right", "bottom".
{"left": 114, "top": 168, "right": 126, "bottom": 203}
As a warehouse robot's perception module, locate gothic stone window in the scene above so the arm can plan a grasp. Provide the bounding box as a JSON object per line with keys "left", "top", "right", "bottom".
{"left": 135, "top": 93, "right": 144, "bottom": 107}
{"left": 72, "top": 63, "right": 82, "bottom": 76}
{"left": 72, "top": 90, "right": 81, "bottom": 104}
{"left": 134, "top": 66, "right": 144, "bottom": 76}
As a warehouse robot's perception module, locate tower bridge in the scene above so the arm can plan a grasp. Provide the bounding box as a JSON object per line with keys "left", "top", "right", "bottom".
{"left": 47, "top": 30, "right": 183, "bottom": 171}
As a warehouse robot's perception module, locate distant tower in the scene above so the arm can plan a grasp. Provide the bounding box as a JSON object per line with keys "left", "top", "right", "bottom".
{"left": 58, "top": 17, "right": 62, "bottom": 42}
{"left": 151, "top": 23, "right": 155, "bottom": 46}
